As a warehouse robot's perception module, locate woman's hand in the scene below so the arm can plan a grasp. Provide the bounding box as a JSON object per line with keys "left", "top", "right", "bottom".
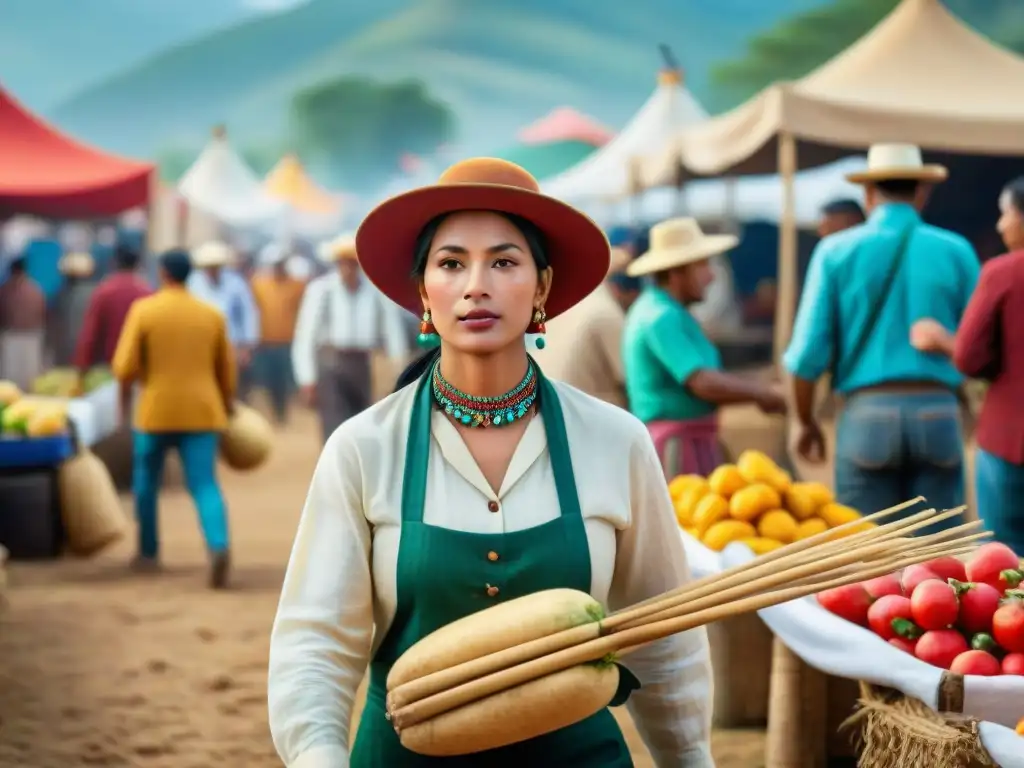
{"left": 910, "top": 318, "right": 953, "bottom": 355}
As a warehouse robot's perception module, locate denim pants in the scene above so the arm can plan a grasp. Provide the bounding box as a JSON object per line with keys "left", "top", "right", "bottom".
{"left": 975, "top": 448, "right": 1024, "bottom": 553}
{"left": 255, "top": 343, "right": 293, "bottom": 422}
{"left": 132, "top": 431, "right": 229, "bottom": 558}
{"left": 835, "top": 391, "right": 965, "bottom": 534}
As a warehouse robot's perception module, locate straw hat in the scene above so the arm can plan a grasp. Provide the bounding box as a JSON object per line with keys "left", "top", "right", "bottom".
{"left": 192, "top": 240, "right": 233, "bottom": 268}
{"left": 259, "top": 242, "right": 288, "bottom": 267}
{"left": 626, "top": 218, "right": 738, "bottom": 278}
{"left": 356, "top": 158, "right": 609, "bottom": 319}
{"left": 59, "top": 252, "right": 95, "bottom": 278}
{"left": 845, "top": 143, "right": 947, "bottom": 185}
{"left": 316, "top": 233, "right": 358, "bottom": 263}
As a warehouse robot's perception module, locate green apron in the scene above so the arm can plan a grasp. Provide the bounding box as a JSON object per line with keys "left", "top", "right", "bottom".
{"left": 350, "top": 370, "right": 636, "bottom": 766}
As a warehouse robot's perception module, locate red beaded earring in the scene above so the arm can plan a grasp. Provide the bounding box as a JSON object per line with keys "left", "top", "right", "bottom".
{"left": 527, "top": 307, "right": 547, "bottom": 349}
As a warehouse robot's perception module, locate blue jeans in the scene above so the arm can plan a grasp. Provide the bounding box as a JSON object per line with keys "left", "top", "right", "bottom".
{"left": 975, "top": 448, "right": 1024, "bottom": 553}
{"left": 254, "top": 343, "right": 293, "bottom": 423}
{"left": 835, "top": 391, "right": 965, "bottom": 535}
{"left": 132, "top": 431, "right": 229, "bottom": 558}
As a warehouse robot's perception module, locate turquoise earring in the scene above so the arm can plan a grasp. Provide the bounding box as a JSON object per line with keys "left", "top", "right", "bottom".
{"left": 417, "top": 309, "right": 440, "bottom": 348}
{"left": 527, "top": 307, "right": 547, "bottom": 349}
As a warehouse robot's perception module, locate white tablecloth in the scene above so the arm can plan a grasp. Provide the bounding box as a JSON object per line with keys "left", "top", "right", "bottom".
{"left": 65, "top": 382, "right": 118, "bottom": 447}
{"left": 682, "top": 531, "right": 726, "bottom": 579}
{"left": 714, "top": 544, "right": 1024, "bottom": 768}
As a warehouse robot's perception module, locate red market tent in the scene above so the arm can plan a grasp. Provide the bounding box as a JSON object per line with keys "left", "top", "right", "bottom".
{"left": 0, "top": 86, "right": 154, "bottom": 218}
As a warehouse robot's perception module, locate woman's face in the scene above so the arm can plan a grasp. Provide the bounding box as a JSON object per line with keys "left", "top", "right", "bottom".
{"left": 997, "top": 190, "right": 1024, "bottom": 251}
{"left": 420, "top": 211, "right": 552, "bottom": 355}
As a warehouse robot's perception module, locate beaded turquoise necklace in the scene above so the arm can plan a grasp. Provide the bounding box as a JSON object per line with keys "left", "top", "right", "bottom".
{"left": 430, "top": 359, "right": 538, "bottom": 427}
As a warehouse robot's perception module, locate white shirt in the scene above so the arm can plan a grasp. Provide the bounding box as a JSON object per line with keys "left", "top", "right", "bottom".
{"left": 290, "top": 271, "right": 410, "bottom": 387}
{"left": 268, "top": 381, "right": 714, "bottom": 768}
{"left": 186, "top": 268, "right": 261, "bottom": 346}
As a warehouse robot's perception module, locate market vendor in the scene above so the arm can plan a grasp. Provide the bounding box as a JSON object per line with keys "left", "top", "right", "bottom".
{"left": 187, "top": 240, "right": 260, "bottom": 400}
{"left": 622, "top": 217, "right": 786, "bottom": 477}
{"left": 0, "top": 255, "right": 46, "bottom": 391}
{"left": 268, "top": 159, "right": 713, "bottom": 767}
{"left": 47, "top": 252, "right": 96, "bottom": 367}
{"left": 290, "top": 234, "right": 410, "bottom": 444}
{"left": 112, "top": 249, "right": 236, "bottom": 589}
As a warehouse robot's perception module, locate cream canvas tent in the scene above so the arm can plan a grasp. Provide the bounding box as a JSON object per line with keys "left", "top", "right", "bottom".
{"left": 263, "top": 153, "right": 345, "bottom": 237}
{"left": 543, "top": 67, "right": 707, "bottom": 201}
{"left": 640, "top": 0, "right": 1024, "bottom": 354}
{"left": 178, "top": 126, "right": 285, "bottom": 228}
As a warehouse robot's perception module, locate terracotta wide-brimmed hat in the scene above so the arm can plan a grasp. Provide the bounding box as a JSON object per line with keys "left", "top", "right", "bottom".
{"left": 845, "top": 143, "right": 948, "bottom": 185}
{"left": 59, "top": 252, "right": 95, "bottom": 278}
{"left": 626, "top": 218, "right": 737, "bottom": 278}
{"left": 192, "top": 240, "right": 233, "bottom": 268}
{"left": 316, "top": 233, "right": 358, "bottom": 263}
{"left": 356, "top": 158, "right": 610, "bottom": 319}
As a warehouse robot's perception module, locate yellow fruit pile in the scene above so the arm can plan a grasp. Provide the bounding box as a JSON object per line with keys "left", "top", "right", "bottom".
{"left": 670, "top": 450, "right": 871, "bottom": 555}
{"left": 0, "top": 380, "right": 69, "bottom": 437}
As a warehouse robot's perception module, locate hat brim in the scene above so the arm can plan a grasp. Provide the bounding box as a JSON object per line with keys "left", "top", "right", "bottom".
{"left": 845, "top": 165, "right": 948, "bottom": 184}
{"left": 626, "top": 235, "right": 738, "bottom": 278}
{"left": 356, "top": 184, "right": 610, "bottom": 319}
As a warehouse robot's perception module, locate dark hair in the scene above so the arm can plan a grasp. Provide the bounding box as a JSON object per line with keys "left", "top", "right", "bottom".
{"left": 874, "top": 179, "right": 920, "bottom": 198}
{"left": 9, "top": 256, "right": 26, "bottom": 273}
{"left": 393, "top": 211, "right": 551, "bottom": 391}
{"left": 159, "top": 249, "right": 192, "bottom": 284}
{"left": 608, "top": 272, "right": 642, "bottom": 293}
{"left": 821, "top": 198, "right": 865, "bottom": 220}
{"left": 114, "top": 244, "right": 141, "bottom": 270}
{"left": 1002, "top": 176, "right": 1024, "bottom": 215}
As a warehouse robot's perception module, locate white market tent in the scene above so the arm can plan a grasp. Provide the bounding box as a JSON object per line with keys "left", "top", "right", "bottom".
{"left": 177, "top": 126, "right": 285, "bottom": 228}
{"left": 542, "top": 67, "right": 707, "bottom": 201}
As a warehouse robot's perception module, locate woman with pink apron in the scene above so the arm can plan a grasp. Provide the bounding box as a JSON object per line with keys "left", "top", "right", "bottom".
{"left": 622, "top": 218, "right": 786, "bottom": 478}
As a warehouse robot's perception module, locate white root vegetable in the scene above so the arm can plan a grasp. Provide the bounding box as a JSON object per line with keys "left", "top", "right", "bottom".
{"left": 397, "top": 663, "right": 619, "bottom": 756}
{"left": 387, "top": 588, "right": 602, "bottom": 691}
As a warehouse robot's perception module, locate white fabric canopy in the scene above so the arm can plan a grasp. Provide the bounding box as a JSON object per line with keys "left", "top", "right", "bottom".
{"left": 177, "top": 132, "right": 285, "bottom": 228}
{"left": 542, "top": 70, "right": 707, "bottom": 201}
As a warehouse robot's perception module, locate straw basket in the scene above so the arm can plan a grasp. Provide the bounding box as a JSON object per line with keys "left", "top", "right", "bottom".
{"left": 57, "top": 449, "right": 127, "bottom": 556}
{"left": 844, "top": 676, "right": 1000, "bottom": 768}
{"left": 219, "top": 403, "right": 272, "bottom": 471}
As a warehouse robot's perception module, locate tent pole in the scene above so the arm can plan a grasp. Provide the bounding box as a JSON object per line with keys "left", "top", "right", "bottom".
{"left": 773, "top": 133, "right": 798, "bottom": 366}
{"left": 145, "top": 169, "right": 159, "bottom": 257}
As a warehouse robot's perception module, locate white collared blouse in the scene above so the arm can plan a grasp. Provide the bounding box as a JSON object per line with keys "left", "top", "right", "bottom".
{"left": 268, "top": 380, "right": 715, "bottom": 768}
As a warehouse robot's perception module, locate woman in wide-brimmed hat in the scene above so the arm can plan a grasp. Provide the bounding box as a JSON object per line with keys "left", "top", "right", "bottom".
{"left": 268, "top": 159, "right": 714, "bottom": 767}
{"left": 622, "top": 217, "right": 786, "bottom": 477}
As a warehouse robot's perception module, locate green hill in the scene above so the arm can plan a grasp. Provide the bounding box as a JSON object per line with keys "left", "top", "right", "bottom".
{"left": 50, "top": 0, "right": 827, "bottom": 160}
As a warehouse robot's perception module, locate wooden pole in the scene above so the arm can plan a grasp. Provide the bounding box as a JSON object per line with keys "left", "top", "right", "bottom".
{"left": 773, "top": 132, "right": 798, "bottom": 364}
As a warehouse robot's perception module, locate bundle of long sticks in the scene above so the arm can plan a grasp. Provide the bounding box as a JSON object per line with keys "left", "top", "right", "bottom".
{"left": 387, "top": 498, "right": 987, "bottom": 731}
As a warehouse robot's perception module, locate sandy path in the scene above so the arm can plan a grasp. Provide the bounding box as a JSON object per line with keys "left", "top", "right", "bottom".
{"left": 0, "top": 408, "right": 764, "bottom": 767}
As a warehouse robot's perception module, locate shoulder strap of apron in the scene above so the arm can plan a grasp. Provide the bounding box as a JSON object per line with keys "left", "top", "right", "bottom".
{"left": 400, "top": 360, "right": 583, "bottom": 523}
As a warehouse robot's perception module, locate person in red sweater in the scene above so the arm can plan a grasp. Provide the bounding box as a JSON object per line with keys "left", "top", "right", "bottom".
{"left": 74, "top": 245, "right": 153, "bottom": 378}
{"left": 911, "top": 176, "right": 1024, "bottom": 553}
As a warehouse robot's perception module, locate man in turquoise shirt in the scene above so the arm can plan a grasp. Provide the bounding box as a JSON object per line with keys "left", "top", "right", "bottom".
{"left": 785, "top": 144, "right": 979, "bottom": 528}
{"left": 624, "top": 218, "right": 785, "bottom": 477}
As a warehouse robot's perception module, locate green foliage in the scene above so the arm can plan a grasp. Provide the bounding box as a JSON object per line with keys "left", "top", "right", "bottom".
{"left": 711, "top": 0, "right": 1024, "bottom": 108}
{"left": 290, "top": 76, "right": 456, "bottom": 193}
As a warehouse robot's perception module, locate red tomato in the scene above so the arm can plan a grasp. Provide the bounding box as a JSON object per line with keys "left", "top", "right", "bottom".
{"left": 817, "top": 584, "right": 872, "bottom": 626}
{"left": 862, "top": 574, "right": 903, "bottom": 601}
{"left": 910, "top": 580, "right": 959, "bottom": 631}
{"left": 924, "top": 556, "right": 967, "bottom": 583}
{"left": 889, "top": 636, "right": 918, "bottom": 655}
{"left": 900, "top": 565, "right": 942, "bottom": 597}
{"left": 992, "top": 597, "right": 1024, "bottom": 653}
{"left": 949, "top": 649, "right": 1002, "bottom": 676}
{"left": 966, "top": 543, "right": 1020, "bottom": 591}
{"left": 1002, "top": 653, "right": 1024, "bottom": 675}
{"left": 915, "top": 629, "right": 969, "bottom": 669}
{"left": 953, "top": 581, "right": 1002, "bottom": 634}
{"left": 868, "top": 595, "right": 919, "bottom": 640}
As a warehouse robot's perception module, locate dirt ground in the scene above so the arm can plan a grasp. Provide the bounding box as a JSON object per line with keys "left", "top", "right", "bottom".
{"left": 0, "top": 406, "right": 765, "bottom": 768}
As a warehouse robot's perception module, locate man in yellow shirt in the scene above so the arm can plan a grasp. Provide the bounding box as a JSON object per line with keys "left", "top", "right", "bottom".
{"left": 112, "top": 249, "right": 237, "bottom": 589}
{"left": 250, "top": 243, "right": 306, "bottom": 424}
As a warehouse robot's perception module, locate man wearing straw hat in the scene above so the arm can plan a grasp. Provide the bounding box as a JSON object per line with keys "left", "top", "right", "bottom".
{"left": 784, "top": 143, "right": 979, "bottom": 528}
{"left": 291, "top": 233, "right": 410, "bottom": 443}
{"left": 532, "top": 247, "right": 640, "bottom": 407}
{"left": 623, "top": 217, "right": 786, "bottom": 477}
{"left": 250, "top": 242, "right": 305, "bottom": 425}
{"left": 47, "top": 251, "right": 96, "bottom": 367}
{"left": 188, "top": 240, "right": 261, "bottom": 401}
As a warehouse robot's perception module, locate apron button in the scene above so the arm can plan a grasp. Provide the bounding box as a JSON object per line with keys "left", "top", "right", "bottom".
{"left": 487, "top": 551, "right": 499, "bottom": 562}
{"left": 486, "top": 585, "right": 500, "bottom": 597}
{"left": 487, "top": 500, "right": 500, "bottom": 513}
